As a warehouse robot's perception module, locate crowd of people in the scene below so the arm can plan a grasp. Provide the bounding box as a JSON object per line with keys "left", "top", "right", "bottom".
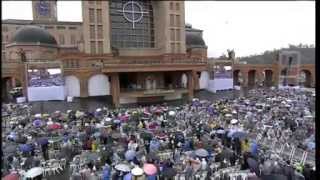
{"left": 1, "top": 87, "right": 315, "bottom": 180}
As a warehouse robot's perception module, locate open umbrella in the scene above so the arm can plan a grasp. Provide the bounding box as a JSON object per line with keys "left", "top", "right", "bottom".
{"left": 231, "top": 131, "right": 247, "bottom": 139}
{"left": 19, "top": 144, "right": 32, "bottom": 153}
{"left": 3, "top": 173, "right": 19, "bottom": 180}
{"left": 15, "top": 136, "right": 27, "bottom": 144}
{"left": 112, "top": 132, "right": 121, "bottom": 139}
{"left": 24, "top": 167, "right": 44, "bottom": 178}
{"left": 114, "top": 119, "right": 121, "bottom": 124}
{"left": 162, "top": 168, "right": 176, "bottom": 177}
{"left": 168, "top": 110, "right": 176, "bottom": 116}
{"left": 3, "top": 144, "right": 18, "bottom": 154}
{"left": 37, "top": 137, "right": 49, "bottom": 145}
{"left": 48, "top": 123, "right": 62, "bottom": 130}
{"left": 143, "top": 163, "right": 158, "bottom": 175}
{"left": 33, "top": 119, "right": 42, "bottom": 127}
{"left": 146, "top": 152, "right": 160, "bottom": 161}
{"left": 184, "top": 151, "right": 196, "bottom": 158}
{"left": 120, "top": 115, "right": 129, "bottom": 122}
{"left": 216, "top": 129, "right": 225, "bottom": 134}
{"left": 150, "top": 139, "right": 160, "bottom": 152}
{"left": 125, "top": 150, "right": 136, "bottom": 161}
{"left": 195, "top": 148, "right": 209, "bottom": 157}
{"left": 115, "top": 163, "right": 131, "bottom": 172}
{"left": 231, "top": 119, "right": 238, "bottom": 124}
{"left": 141, "top": 131, "right": 153, "bottom": 141}
{"left": 131, "top": 166, "right": 144, "bottom": 176}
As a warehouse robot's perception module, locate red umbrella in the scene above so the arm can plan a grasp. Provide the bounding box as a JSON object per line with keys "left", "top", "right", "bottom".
{"left": 120, "top": 115, "right": 129, "bottom": 122}
{"left": 4, "top": 173, "right": 19, "bottom": 180}
{"left": 48, "top": 123, "right": 62, "bottom": 130}
{"left": 143, "top": 163, "right": 158, "bottom": 175}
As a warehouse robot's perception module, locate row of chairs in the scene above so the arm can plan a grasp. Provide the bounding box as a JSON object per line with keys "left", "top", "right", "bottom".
{"left": 41, "top": 158, "right": 66, "bottom": 177}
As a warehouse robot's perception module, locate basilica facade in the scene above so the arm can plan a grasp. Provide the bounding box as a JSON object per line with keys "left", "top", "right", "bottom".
{"left": 2, "top": 1, "right": 208, "bottom": 106}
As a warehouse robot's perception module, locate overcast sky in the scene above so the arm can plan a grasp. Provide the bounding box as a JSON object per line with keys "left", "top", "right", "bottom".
{"left": 2, "top": 1, "right": 315, "bottom": 58}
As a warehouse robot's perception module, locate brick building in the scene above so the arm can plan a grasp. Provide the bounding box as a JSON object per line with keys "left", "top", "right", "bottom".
{"left": 2, "top": 1, "right": 208, "bottom": 106}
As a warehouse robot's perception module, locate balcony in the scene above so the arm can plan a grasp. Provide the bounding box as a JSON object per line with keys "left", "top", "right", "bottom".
{"left": 120, "top": 87, "right": 188, "bottom": 98}
{"left": 103, "top": 59, "right": 207, "bottom": 66}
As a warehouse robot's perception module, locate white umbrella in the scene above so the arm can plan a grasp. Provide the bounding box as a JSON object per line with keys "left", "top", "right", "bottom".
{"left": 168, "top": 111, "right": 176, "bottom": 116}
{"left": 195, "top": 148, "right": 209, "bottom": 157}
{"left": 24, "top": 167, "right": 44, "bottom": 178}
{"left": 231, "top": 119, "right": 238, "bottom": 124}
{"left": 131, "top": 166, "right": 144, "bottom": 176}
{"left": 115, "top": 164, "right": 131, "bottom": 172}
{"left": 225, "top": 114, "right": 232, "bottom": 118}
{"left": 96, "top": 108, "right": 102, "bottom": 112}
{"left": 104, "top": 117, "right": 112, "bottom": 122}
{"left": 35, "top": 114, "right": 41, "bottom": 118}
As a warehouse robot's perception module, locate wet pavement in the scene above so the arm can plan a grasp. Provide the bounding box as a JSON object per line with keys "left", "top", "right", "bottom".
{"left": 27, "top": 89, "right": 243, "bottom": 114}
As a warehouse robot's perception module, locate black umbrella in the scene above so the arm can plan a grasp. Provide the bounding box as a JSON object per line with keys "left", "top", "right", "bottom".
{"left": 162, "top": 168, "right": 177, "bottom": 178}
{"left": 140, "top": 131, "right": 153, "bottom": 141}
{"left": 3, "top": 144, "right": 18, "bottom": 154}
{"left": 146, "top": 152, "right": 160, "bottom": 162}
{"left": 15, "top": 136, "right": 28, "bottom": 144}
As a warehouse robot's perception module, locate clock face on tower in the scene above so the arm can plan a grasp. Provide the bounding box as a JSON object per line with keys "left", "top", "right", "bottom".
{"left": 37, "top": 1, "right": 50, "bottom": 16}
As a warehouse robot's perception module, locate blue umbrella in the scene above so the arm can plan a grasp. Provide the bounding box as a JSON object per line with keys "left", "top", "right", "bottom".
{"left": 7, "top": 133, "right": 17, "bottom": 141}
{"left": 307, "top": 142, "right": 315, "bottom": 150}
{"left": 37, "top": 137, "right": 49, "bottom": 145}
{"left": 195, "top": 148, "right": 209, "bottom": 157}
{"left": 227, "top": 129, "right": 237, "bottom": 138}
{"left": 216, "top": 129, "right": 225, "bottom": 134}
{"left": 231, "top": 131, "right": 247, "bottom": 139}
{"left": 123, "top": 173, "right": 132, "bottom": 180}
{"left": 93, "top": 132, "right": 101, "bottom": 138}
{"left": 19, "top": 144, "right": 32, "bottom": 153}
{"left": 33, "top": 119, "right": 42, "bottom": 127}
{"left": 125, "top": 150, "right": 136, "bottom": 161}
{"left": 113, "top": 119, "right": 121, "bottom": 124}
{"left": 150, "top": 139, "right": 160, "bottom": 152}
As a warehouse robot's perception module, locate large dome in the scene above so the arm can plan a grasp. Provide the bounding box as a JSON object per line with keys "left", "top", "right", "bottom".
{"left": 186, "top": 33, "right": 206, "bottom": 47}
{"left": 12, "top": 26, "right": 57, "bottom": 45}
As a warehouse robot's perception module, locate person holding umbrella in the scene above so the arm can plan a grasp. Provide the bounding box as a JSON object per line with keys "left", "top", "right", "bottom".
{"left": 241, "top": 138, "right": 251, "bottom": 154}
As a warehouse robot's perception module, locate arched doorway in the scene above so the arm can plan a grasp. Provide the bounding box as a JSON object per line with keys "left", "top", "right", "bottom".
{"left": 88, "top": 74, "right": 110, "bottom": 96}
{"left": 199, "top": 71, "right": 209, "bottom": 89}
{"left": 264, "top": 70, "right": 273, "bottom": 87}
{"left": 233, "top": 70, "right": 241, "bottom": 86}
{"left": 281, "top": 68, "right": 288, "bottom": 86}
{"left": 248, "top": 70, "right": 256, "bottom": 87}
{"left": 181, "top": 73, "right": 187, "bottom": 88}
{"left": 65, "top": 75, "right": 80, "bottom": 97}
{"left": 2, "top": 77, "right": 23, "bottom": 102}
{"left": 299, "top": 70, "right": 312, "bottom": 87}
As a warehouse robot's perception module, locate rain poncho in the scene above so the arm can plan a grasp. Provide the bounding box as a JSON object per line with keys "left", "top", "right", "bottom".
{"left": 241, "top": 140, "right": 250, "bottom": 153}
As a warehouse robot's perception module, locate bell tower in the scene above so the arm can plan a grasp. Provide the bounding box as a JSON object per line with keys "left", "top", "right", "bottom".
{"left": 32, "top": 0, "right": 57, "bottom": 22}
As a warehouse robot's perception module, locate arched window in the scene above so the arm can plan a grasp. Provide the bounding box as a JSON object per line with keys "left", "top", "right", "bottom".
{"left": 109, "top": 0, "right": 155, "bottom": 48}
